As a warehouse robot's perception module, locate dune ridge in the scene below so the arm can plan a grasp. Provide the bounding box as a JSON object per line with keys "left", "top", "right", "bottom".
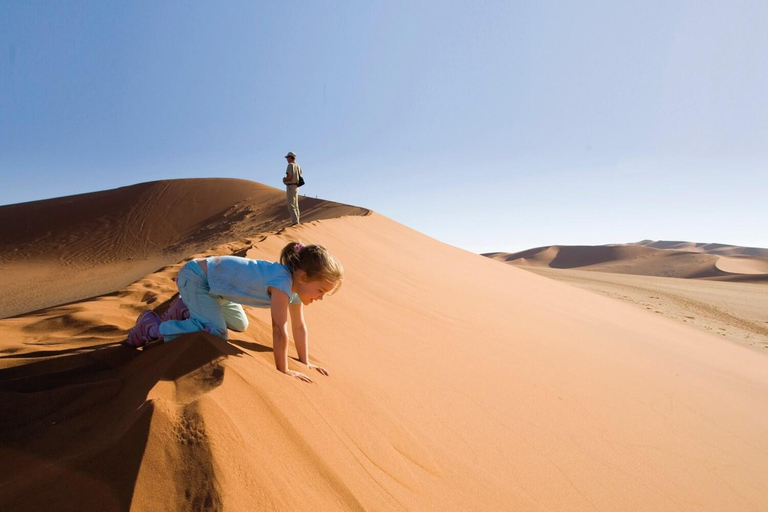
{"left": 1, "top": 181, "right": 768, "bottom": 511}
{"left": 0, "top": 178, "right": 368, "bottom": 319}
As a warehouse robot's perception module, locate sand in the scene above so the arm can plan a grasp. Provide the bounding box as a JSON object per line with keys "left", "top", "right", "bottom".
{"left": 2, "top": 180, "right": 768, "bottom": 511}
{"left": 716, "top": 256, "right": 768, "bottom": 275}
{"left": 635, "top": 239, "right": 768, "bottom": 258}
{"left": 525, "top": 267, "right": 768, "bottom": 351}
{"left": 488, "top": 241, "right": 768, "bottom": 353}
{"left": 486, "top": 242, "right": 768, "bottom": 281}
{"left": 0, "top": 178, "right": 368, "bottom": 319}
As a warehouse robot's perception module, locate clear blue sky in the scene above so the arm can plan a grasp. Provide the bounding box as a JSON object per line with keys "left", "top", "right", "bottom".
{"left": 2, "top": 1, "right": 766, "bottom": 253}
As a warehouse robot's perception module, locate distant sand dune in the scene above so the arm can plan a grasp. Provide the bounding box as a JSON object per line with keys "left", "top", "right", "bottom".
{"left": 487, "top": 240, "right": 768, "bottom": 351}
{"left": 636, "top": 239, "right": 768, "bottom": 258}
{"left": 487, "top": 241, "right": 768, "bottom": 281}
{"left": 716, "top": 256, "right": 768, "bottom": 275}
{"left": 2, "top": 183, "right": 768, "bottom": 511}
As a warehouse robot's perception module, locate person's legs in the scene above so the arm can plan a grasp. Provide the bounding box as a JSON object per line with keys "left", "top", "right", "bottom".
{"left": 162, "top": 296, "right": 190, "bottom": 321}
{"left": 286, "top": 185, "right": 300, "bottom": 224}
{"left": 219, "top": 299, "right": 249, "bottom": 332}
{"left": 159, "top": 261, "right": 229, "bottom": 341}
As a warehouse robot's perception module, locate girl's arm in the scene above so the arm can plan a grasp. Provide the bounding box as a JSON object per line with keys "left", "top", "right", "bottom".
{"left": 289, "top": 302, "right": 308, "bottom": 363}
{"left": 289, "top": 302, "right": 330, "bottom": 376}
{"left": 270, "top": 288, "right": 312, "bottom": 383}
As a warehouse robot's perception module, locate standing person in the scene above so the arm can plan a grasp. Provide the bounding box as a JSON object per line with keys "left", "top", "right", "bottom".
{"left": 282, "top": 151, "right": 302, "bottom": 225}
{"left": 126, "top": 242, "right": 343, "bottom": 383}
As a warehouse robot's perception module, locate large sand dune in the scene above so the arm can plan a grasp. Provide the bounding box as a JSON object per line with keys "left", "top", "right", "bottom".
{"left": 0, "top": 179, "right": 368, "bottom": 319}
{"left": 2, "top": 181, "right": 768, "bottom": 511}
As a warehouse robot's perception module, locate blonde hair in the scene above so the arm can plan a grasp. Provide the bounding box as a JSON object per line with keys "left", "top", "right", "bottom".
{"left": 280, "top": 241, "right": 343, "bottom": 293}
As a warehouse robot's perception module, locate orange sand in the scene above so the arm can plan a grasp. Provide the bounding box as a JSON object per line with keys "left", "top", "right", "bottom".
{"left": 1, "top": 181, "right": 767, "bottom": 511}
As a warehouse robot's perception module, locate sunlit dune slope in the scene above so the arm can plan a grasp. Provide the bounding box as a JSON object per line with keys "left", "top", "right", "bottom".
{"left": 0, "top": 179, "right": 368, "bottom": 318}
{"left": 716, "top": 256, "right": 768, "bottom": 275}
{"left": 1, "top": 213, "right": 767, "bottom": 511}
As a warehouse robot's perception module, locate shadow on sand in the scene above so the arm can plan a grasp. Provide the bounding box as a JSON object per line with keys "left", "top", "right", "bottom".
{"left": 0, "top": 307, "right": 264, "bottom": 511}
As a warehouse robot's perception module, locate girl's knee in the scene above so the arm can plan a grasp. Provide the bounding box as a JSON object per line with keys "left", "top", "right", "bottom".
{"left": 228, "top": 317, "right": 249, "bottom": 332}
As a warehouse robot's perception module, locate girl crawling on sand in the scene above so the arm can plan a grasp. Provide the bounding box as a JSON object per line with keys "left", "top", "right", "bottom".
{"left": 127, "top": 242, "right": 342, "bottom": 383}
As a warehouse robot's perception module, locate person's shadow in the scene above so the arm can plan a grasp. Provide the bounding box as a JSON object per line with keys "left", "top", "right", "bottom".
{"left": 0, "top": 296, "right": 275, "bottom": 512}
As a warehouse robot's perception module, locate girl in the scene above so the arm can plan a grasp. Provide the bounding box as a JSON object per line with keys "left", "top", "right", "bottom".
{"left": 127, "top": 242, "right": 343, "bottom": 383}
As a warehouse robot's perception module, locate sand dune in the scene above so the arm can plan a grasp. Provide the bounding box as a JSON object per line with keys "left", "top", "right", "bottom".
{"left": 2, "top": 182, "right": 768, "bottom": 511}
{"left": 0, "top": 179, "right": 368, "bottom": 319}
{"left": 636, "top": 239, "right": 768, "bottom": 258}
{"left": 716, "top": 256, "right": 768, "bottom": 275}
{"left": 487, "top": 241, "right": 768, "bottom": 280}
{"left": 488, "top": 240, "right": 768, "bottom": 351}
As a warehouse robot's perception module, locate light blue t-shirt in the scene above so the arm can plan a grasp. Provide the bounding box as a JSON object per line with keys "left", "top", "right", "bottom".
{"left": 205, "top": 256, "right": 301, "bottom": 308}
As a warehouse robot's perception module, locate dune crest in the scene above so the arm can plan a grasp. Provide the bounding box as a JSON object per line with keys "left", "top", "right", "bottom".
{"left": 0, "top": 178, "right": 368, "bottom": 319}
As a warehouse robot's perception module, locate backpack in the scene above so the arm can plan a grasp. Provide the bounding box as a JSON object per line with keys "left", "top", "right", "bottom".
{"left": 296, "top": 168, "right": 305, "bottom": 187}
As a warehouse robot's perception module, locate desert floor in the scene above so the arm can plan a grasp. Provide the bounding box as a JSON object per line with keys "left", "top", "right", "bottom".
{"left": 525, "top": 267, "right": 768, "bottom": 352}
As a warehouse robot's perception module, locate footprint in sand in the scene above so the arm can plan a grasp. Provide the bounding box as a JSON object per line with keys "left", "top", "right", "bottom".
{"left": 141, "top": 291, "right": 157, "bottom": 304}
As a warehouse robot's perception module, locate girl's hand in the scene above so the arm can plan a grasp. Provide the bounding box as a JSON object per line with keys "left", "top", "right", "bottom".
{"left": 307, "top": 363, "right": 329, "bottom": 376}
{"left": 286, "top": 370, "right": 313, "bottom": 383}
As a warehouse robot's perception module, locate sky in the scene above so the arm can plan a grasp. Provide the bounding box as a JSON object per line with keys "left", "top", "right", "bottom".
{"left": 2, "top": 1, "right": 766, "bottom": 253}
